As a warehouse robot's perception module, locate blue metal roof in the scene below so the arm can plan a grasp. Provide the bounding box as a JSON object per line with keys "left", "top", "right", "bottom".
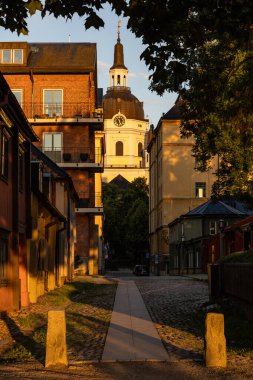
{"left": 184, "top": 200, "right": 246, "bottom": 217}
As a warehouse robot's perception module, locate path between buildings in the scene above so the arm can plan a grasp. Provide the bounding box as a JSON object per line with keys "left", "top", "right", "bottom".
{"left": 102, "top": 279, "right": 169, "bottom": 362}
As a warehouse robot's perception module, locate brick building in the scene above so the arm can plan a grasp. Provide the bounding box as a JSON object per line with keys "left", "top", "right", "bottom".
{"left": 0, "top": 42, "right": 104, "bottom": 275}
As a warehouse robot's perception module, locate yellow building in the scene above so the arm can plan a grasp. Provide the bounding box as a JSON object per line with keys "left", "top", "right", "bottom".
{"left": 102, "top": 31, "right": 149, "bottom": 184}
{"left": 147, "top": 101, "right": 218, "bottom": 274}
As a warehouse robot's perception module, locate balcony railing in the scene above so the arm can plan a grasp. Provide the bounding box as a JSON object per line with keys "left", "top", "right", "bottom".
{"left": 107, "top": 86, "right": 130, "bottom": 92}
{"left": 21, "top": 102, "right": 103, "bottom": 119}
{"left": 42, "top": 147, "right": 104, "bottom": 165}
{"left": 76, "top": 192, "right": 103, "bottom": 208}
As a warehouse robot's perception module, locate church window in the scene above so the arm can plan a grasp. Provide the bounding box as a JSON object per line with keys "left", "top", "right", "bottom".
{"left": 123, "top": 75, "right": 126, "bottom": 86}
{"left": 138, "top": 142, "right": 143, "bottom": 157}
{"left": 116, "top": 141, "right": 123, "bottom": 156}
{"left": 117, "top": 75, "right": 120, "bottom": 86}
{"left": 112, "top": 75, "right": 114, "bottom": 86}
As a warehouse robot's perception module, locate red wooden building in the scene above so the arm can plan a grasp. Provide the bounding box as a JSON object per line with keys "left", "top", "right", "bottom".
{"left": 0, "top": 74, "right": 38, "bottom": 310}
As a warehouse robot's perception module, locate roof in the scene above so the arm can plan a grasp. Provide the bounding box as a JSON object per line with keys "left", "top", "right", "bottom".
{"left": 110, "top": 37, "right": 127, "bottom": 70}
{"left": 161, "top": 99, "right": 183, "bottom": 121}
{"left": 31, "top": 144, "right": 79, "bottom": 200}
{"left": 224, "top": 215, "right": 253, "bottom": 232}
{"left": 0, "top": 74, "right": 38, "bottom": 141}
{"left": 0, "top": 42, "right": 97, "bottom": 73}
{"left": 184, "top": 200, "right": 246, "bottom": 217}
{"left": 103, "top": 88, "right": 145, "bottom": 120}
{"left": 110, "top": 174, "right": 130, "bottom": 189}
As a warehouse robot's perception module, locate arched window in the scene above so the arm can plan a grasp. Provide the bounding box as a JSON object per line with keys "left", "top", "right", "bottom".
{"left": 123, "top": 75, "right": 126, "bottom": 86}
{"left": 138, "top": 142, "right": 143, "bottom": 157}
{"left": 117, "top": 74, "right": 120, "bottom": 85}
{"left": 116, "top": 141, "right": 124, "bottom": 156}
{"left": 112, "top": 75, "right": 114, "bottom": 86}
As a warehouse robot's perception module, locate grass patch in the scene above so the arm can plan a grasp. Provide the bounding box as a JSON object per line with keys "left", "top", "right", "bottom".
{"left": 0, "top": 280, "right": 117, "bottom": 363}
{"left": 17, "top": 313, "right": 46, "bottom": 329}
{"left": 218, "top": 250, "right": 253, "bottom": 264}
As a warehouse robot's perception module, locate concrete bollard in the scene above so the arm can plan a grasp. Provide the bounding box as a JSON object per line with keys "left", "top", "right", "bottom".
{"left": 45, "top": 310, "right": 68, "bottom": 369}
{"left": 205, "top": 312, "right": 227, "bottom": 368}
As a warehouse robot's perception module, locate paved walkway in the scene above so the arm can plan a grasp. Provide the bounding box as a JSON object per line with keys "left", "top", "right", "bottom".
{"left": 102, "top": 280, "right": 169, "bottom": 362}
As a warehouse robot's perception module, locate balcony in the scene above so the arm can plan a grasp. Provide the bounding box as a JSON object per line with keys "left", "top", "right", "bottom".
{"left": 75, "top": 192, "right": 103, "bottom": 214}
{"left": 22, "top": 102, "right": 103, "bottom": 127}
{"left": 107, "top": 86, "right": 131, "bottom": 92}
{"left": 42, "top": 147, "right": 104, "bottom": 171}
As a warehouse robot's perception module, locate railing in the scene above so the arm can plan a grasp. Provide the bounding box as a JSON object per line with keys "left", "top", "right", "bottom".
{"left": 21, "top": 103, "right": 103, "bottom": 119}
{"left": 42, "top": 147, "right": 104, "bottom": 165}
{"left": 107, "top": 86, "right": 131, "bottom": 91}
{"left": 76, "top": 192, "right": 103, "bottom": 208}
{"left": 104, "top": 154, "right": 146, "bottom": 168}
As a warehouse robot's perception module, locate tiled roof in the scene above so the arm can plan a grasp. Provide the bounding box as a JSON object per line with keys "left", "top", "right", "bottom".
{"left": 0, "top": 42, "right": 97, "bottom": 73}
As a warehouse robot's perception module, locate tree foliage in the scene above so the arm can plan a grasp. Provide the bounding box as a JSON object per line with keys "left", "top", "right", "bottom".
{"left": 103, "top": 177, "right": 149, "bottom": 266}
{"left": 2, "top": 1, "right": 253, "bottom": 196}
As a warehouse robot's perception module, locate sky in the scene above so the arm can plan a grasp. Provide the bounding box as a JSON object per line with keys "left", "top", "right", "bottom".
{"left": 0, "top": 4, "right": 177, "bottom": 126}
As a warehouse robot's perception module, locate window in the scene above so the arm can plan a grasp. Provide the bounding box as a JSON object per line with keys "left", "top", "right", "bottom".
{"left": 43, "top": 89, "right": 63, "bottom": 117}
{"left": 195, "top": 250, "right": 200, "bottom": 268}
{"left": 209, "top": 221, "right": 217, "bottom": 235}
{"left": 195, "top": 182, "right": 206, "bottom": 198}
{"left": 1, "top": 49, "right": 23, "bottom": 64}
{"left": 138, "top": 142, "right": 143, "bottom": 157}
{"left": 0, "top": 235, "right": 8, "bottom": 282}
{"left": 116, "top": 141, "right": 123, "bottom": 156}
{"left": 0, "top": 130, "right": 8, "bottom": 179}
{"left": 117, "top": 75, "right": 120, "bottom": 86}
{"left": 43, "top": 132, "right": 62, "bottom": 162}
{"left": 2, "top": 49, "right": 11, "bottom": 63}
{"left": 123, "top": 75, "right": 126, "bottom": 86}
{"left": 12, "top": 89, "right": 23, "bottom": 106}
{"left": 112, "top": 75, "right": 114, "bottom": 86}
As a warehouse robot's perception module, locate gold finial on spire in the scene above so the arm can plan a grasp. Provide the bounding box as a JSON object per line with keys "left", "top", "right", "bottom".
{"left": 117, "top": 19, "right": 121, "bottom": 41}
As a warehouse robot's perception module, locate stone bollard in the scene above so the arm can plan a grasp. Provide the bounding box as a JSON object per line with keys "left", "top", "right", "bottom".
{"left": 45, "top": 310, "right": 68, "bottom": 369}
{"left": 205, "top": 312, "right": 226, "bottom": 367}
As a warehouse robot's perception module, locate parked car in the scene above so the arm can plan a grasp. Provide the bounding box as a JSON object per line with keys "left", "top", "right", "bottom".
{"left": 133, "top": 265, "right": 149, "bottom": 276}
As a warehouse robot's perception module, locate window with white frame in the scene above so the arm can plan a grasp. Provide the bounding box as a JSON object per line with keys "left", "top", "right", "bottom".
{"left": 209, "top": 221, "right": 217, "bottom": 235}
{"left": 12, "top": 89, "right": 23, "bottom": 106}
{"left": 1, "top": 49, "right": 23, "bottom": 64}
{"left": 43, "top": 89, "right": 63, "bottom": 117}
{"left": 43, "top": 132, "right": 62, "bottom": 162}
{"left": 195, "top": 182, "right": 206, "bottom": 198}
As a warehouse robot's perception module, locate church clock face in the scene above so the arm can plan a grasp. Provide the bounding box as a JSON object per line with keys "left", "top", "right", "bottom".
{"left": 113, "top": 114, "right": 125, "bottom": 127}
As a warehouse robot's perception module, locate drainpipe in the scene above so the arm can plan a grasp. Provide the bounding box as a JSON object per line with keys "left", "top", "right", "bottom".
{"left": 30, "top": 70, "right": 34, "bottom": 118}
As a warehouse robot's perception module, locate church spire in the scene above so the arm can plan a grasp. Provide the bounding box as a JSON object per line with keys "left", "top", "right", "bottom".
{"left": 110, "top": 20, "right": 127, "bottom": 70}
{"left": 109, "top": 21, "right": 129, "bottom": 88}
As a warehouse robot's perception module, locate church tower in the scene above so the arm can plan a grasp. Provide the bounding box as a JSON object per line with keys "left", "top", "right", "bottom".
{"left": 102, "top": 23, "right": 149, "bottom": 185}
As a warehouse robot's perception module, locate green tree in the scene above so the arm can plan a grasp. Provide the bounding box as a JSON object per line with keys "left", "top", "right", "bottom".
{"left": 2, "top": 1, "right": 253, "bottom": 196}
{"left": 103, "top": 177, "right": 149, "bottom": 267}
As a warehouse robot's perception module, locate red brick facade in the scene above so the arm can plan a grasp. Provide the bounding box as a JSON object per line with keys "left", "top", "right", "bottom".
{"left": 0, "top": 42, "right": 103, "bottom": 273}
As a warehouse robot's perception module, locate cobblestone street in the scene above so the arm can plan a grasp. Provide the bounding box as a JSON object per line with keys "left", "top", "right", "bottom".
{"left": 1, "top": 273, "right": 253, "bottom": 379}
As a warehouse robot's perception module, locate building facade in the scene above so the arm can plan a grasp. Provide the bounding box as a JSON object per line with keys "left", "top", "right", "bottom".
{"left": 147, "top": 101, "right": 218, "bottom": 274}
{"left": 0, "top": 74, "right": 38, "bottom": 310}
{"left": 168, "top": 200, "right": 247, "bottom": 274}
{"left": 102, "top": 31, "right": 149, "bottom": 184}
{"left": 0, "top": 42, "right": 104, "bottom": 275}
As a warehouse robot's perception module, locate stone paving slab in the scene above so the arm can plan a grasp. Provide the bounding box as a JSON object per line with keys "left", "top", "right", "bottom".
{"left": 102, "top": 280, "right": 169, "bottom": 361}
